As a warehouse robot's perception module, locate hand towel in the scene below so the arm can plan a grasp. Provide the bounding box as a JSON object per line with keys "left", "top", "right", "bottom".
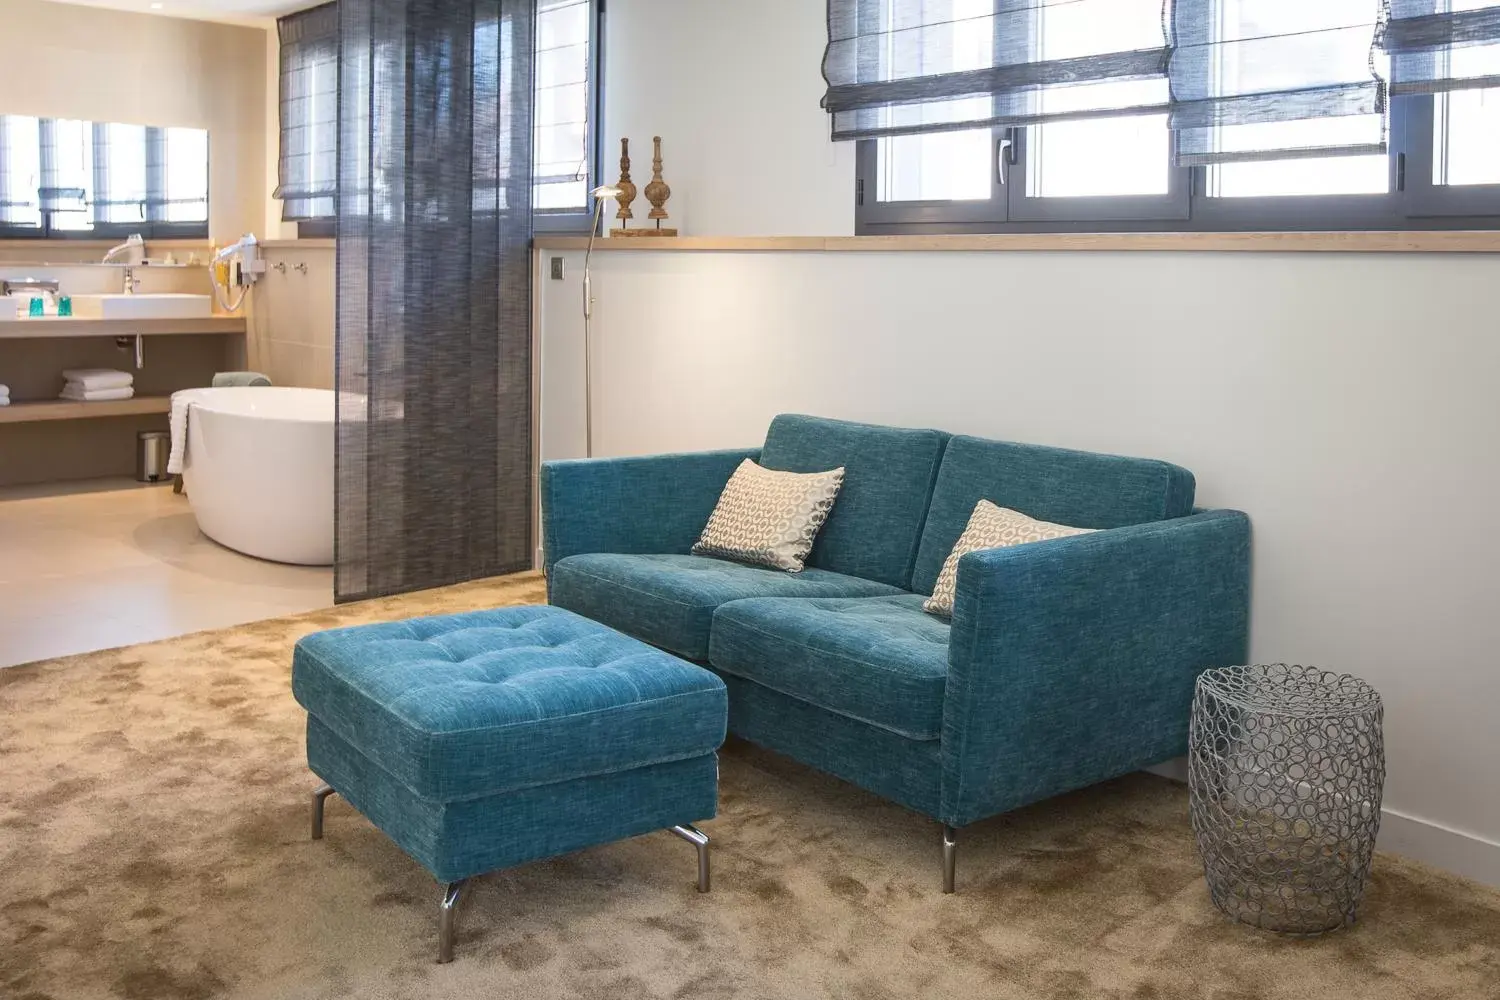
{"left": 60, "top": 385, "right": 134, "bottom": 402}
{"left": 60, "top": 368, "right": 134, "bottom": 392}
{"left": 167, "top": 388, "right": 208, "bottom": 475}
{"left": 212, "top": 371, "right": 272, "bottom": 388}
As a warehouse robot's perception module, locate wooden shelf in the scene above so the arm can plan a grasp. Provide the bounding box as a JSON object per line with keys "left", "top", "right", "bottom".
{"left": 0, "top": 317, "right": 245, "bottom": 340}
{"left": 0, "top": 396, "right": 171, "bottom": 424}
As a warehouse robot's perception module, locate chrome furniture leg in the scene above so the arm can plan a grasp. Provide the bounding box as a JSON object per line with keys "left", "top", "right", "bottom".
{"left": 669, "top": 824, "right": 711, "bottom": 893}
{"left": 942, "top": 825, "right": 958, "bottom": 894}
{"left": 437, "top": 880, "right": 467, "bottom": 963}
{"left": 310, "top": 784, "right": 335, "bottom": 840}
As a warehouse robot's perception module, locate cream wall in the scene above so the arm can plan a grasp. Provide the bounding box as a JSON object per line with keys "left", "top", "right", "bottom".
{"left": 2, "top": 0, "right": 270, "bottom": 244}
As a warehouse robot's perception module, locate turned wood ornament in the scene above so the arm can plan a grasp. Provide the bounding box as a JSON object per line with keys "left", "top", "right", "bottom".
{"left": 614, "top": 138, "right": 638, "bottom": 224}
{"left": 645, "top": 136, "right": 671, "bottom": 223}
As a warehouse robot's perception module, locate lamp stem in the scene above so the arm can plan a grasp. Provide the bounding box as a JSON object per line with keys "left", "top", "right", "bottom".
{"left": 582, "top": 196, "right": 608, "bottom": 459}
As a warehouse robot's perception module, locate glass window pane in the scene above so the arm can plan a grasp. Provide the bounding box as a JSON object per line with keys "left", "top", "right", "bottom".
{"left": 1437, "top": 88, "right": 1500, "bottom": 187}
{"left": 875, "top": 0, "right": 993, "bottom": 203}
{"left": 96, "top": 122, "right": 147, "bottom": 225}
{"left": 163, "top": 127, "right": 209, "bottom": 223}
{"left": 0, "top": 115, "right": 42, "bottom": 228}
{"left": 47, "top": 119, "right": 94, "bottom": 231}
{"left": 533, "top": 0, "right": 591, "bottom": 212}
{"left": 1028, "top": 0, "right": 1169, "bottom": 198}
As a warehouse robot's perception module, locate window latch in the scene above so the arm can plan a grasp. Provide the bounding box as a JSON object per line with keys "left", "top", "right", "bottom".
{"left": 996, "top": 131, "right": 1016, "bottom": 186}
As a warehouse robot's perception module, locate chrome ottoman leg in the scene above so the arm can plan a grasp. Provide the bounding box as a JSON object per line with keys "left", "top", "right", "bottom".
{"left": 669, "top": 824, "right": 711, "bottom": 893}
{"left": 437, "top": 880, "right": 467, "bottom": 964}
{"left": 942, "top": 824, "right": 958, "bottom": 894}
{"left": 310, "top": 783, "right": 335, "bottom": 840}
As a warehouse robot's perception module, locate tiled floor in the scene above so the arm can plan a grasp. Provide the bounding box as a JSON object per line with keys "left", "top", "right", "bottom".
{"left": 0, "top": 479, "right": 333, "bottom": 668}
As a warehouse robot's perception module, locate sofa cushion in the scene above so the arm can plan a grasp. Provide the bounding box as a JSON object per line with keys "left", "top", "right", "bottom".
{"left": 759, "top": 414, "right": 948, "bottom": 589}
{"left": 692, "top": 459, "right": 845, "bottom": 572}
{"left": 709, "top": 594, "right": 950, "bottom": 740}
{"left": 911, "top": 435, "right": 1196, "bottom": 594}
{"left": 291, "top": 606, "right": 726, "bottom": 802}
{"left": 549, "top": 553, "right": 905, "bottom": 661}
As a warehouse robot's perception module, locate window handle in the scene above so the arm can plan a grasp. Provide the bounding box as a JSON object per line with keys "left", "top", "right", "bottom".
{"left": 996, "top": 132, "right": 1016, "bottom": 186}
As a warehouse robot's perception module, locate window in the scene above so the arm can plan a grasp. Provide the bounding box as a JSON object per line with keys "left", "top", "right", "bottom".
{"left": 844, "top": 0, "right": 1500, "bottom": 233}
{"left": 532, "top": 0, "right": 604, "bottom": 231}
{"left": 0, "top": 115, "right": 209, "bottom": 239}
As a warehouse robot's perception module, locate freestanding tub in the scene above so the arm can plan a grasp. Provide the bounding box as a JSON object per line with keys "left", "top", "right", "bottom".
{"left": 182, "top": 386, "right": 335, "bottom": 565}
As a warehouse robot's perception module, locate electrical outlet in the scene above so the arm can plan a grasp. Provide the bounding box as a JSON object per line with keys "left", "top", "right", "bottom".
{"left": 550, "top": 257, "right": 565, "bottom": 280}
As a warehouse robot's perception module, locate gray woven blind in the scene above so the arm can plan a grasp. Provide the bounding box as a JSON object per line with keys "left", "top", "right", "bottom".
{"left": 275, "top": 2, "right": 338, "bottom": 221}
{"left": 822, "top": 0, "right": 1395, "bottom": 164}
{"left": 822, "top": 0, "right": 1171, "bottom": 141}
{"left": 334, "top": 0, "right": 535, "bottom": 602}
{"left": 1383, "top": 0, "right": 1500, "bottom": 94}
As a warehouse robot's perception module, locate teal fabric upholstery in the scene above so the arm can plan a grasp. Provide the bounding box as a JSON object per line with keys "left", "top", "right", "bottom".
{"left": 539, "top": 416, "right": 1252, "bottom": 842}
{"left": 308, "top": 717, "right": 718, "bottom": 883}
{"left": 911, "top": 435, "right": 1196, "bottom": 594}
{"left": 294, "top": 605, "right": 726, "bottom": 884}
{"left": 548, "top": 553, "right": 903, "bottom": 661}
{"left": 293, "top": 606, "right": 726, "bottom": 800}
{"left": 710, "top": 595, "right": 949, "bottom": 740}
{"left": 541, "top": 448, "right": 758, "bottom": 580}
{"left": 941, "top": 509, "right": 1251, "bottom": 826}
{"left": 719, "top": 675, "right": 943, "bottom": 818}
{"left": 759, "top": 414, "right": 948, "bottom": 588}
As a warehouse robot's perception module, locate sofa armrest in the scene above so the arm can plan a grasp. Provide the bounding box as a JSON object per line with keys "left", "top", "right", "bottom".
{"left": 941, "top": 509, "right": 1251, "bottom": 827}
{"left": 540, "top": 448, "right": 759, "bottom": 576}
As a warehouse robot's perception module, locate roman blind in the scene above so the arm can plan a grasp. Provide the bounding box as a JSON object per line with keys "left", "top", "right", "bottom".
{"left": 275, "top": 2, "right": 338, "bottom": 221}
{"left": 1383, "top": 0, "right": 1500, "bottom": 94}
{"left": 821, "top": 0, "right": 1395, "bottom": 164}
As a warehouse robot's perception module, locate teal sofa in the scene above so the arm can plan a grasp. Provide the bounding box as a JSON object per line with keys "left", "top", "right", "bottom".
{"left": 542, "top": 415, "right": 1251, "bottom": 890}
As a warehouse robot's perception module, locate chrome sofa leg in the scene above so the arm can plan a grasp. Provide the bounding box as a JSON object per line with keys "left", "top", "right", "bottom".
{"left": 437, "top": 880, "right": 467, "bottom": 963}
{"left": 942, "top": 825, "right": 958, "bottom": 894}
{"left": 669, "top": 824, "right": 711, "bottom": 893}
{"left": 310, "top": 783, "right": 335, "bottom": 840}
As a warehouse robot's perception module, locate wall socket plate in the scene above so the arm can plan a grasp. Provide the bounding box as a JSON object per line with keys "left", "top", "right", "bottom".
{"left": 550, "top": 257, "right": 565, "bottom": 280}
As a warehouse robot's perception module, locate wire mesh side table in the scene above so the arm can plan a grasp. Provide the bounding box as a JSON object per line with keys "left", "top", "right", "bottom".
{"left": 1188, "top": 663, "right": 1385, "bottom": 934}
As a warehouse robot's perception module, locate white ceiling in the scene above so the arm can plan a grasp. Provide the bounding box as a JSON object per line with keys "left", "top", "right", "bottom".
{"left": 41, "top": 0, "right": 319, "bottom": 27}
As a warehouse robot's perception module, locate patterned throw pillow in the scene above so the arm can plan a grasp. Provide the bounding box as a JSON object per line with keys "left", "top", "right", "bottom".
{"left": 692, "top": 459, "right": 845, "bottom": 573}
{"left": 923, "top": 500, "right": 1095, "bottom": 617}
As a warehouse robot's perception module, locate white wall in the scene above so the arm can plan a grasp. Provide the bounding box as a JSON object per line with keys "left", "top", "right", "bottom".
{"left": 537, "top": 246, "right": 1500, "bottom": 884}
{"left": 602, "top": 0, "right": 854, "bottom": 236}
{"left": 1, "top": 0, "right": 269, "bottom": 243}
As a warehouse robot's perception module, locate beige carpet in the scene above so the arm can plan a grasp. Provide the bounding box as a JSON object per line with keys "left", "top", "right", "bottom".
{"left": 3, "top": 572, "right": 1499, "bottom": 1000}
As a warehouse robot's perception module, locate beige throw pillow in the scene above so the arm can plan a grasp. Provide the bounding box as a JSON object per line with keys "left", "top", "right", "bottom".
{"left": 924, "top": 500, "right": 1095, "bottom": 617}
{"left": 692, "top": 459, "right": 844, "bottom": 573}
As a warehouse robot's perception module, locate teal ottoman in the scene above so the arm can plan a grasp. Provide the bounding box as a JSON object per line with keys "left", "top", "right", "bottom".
{"left": 291, "top": 605, "right": 726, "bottom": 962}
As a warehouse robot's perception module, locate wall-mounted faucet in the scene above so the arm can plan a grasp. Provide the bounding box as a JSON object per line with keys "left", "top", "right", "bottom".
{"left": 121, "top": 265, "right": 141, "bottom": 296}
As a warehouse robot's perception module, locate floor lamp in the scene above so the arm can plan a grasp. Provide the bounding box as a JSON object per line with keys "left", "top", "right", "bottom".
{"left": 582, "top": 184, "right": 621, "bottom": 458}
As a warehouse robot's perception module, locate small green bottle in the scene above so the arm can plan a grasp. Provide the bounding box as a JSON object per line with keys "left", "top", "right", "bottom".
{"left": 58, "top": 295, "right": 72, "bottom": 317}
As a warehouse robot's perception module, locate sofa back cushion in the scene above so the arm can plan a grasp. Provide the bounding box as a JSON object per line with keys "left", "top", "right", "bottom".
{"left": 910, "top": 435, "right": 1196, "bottom": 595}
{"left": 759, "top": 414, "right": 948, "bottom": 589}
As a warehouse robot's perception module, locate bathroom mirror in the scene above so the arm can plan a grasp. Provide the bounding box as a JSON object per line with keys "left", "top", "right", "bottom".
{"left": 0, "top": 114, "right": 209, "bottom": 242}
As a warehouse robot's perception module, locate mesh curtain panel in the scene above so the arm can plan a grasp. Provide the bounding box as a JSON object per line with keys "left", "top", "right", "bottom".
{"left": 820, "top": 0, "right": 1395, "bottom": 164}
{"left": 335, "top": 0, "right": 535, "bottom": 602}
{"left": 1384, "top": 0, "right": 1500, "bottom": 94}
{"left": 276, "top": 2, "right": 339, "bottom": 221}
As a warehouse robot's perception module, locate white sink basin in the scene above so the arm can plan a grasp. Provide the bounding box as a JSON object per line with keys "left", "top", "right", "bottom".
{"left": 68, "top": 293, "right": 213, "bottom": 320}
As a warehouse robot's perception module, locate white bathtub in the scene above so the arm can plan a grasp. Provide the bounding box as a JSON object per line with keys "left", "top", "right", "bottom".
{"left": 182, "top": 387, "right": 335, "bottom": 566}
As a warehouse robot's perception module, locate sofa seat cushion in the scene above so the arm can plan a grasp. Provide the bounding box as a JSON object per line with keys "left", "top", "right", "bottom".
{"left": 709, "top": 594, "right": 950, "bottom": 740}
{"left": 549, "top": 553, "right": 905, "bottom": 661}
{"left": 291, "top": 605, "right": 727, "bottom": 801}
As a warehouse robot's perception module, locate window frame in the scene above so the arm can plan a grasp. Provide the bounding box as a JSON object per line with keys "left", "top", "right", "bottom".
{"left": 857, "top": 91, "right": 1500, "bottom": 235}
{"left": 531, "top": 0, "right": 606, "bottom": 235}
{"left": 0, "top": 117, "right": 210, "bottom": 241}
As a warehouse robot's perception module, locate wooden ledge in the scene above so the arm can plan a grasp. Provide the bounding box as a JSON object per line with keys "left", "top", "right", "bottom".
{"left": 533, "top": 231, "right": 1500, "bottom": 253}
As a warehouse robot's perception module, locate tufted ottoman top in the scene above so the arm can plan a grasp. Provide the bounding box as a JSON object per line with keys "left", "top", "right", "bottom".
{"left": 292, "top": 606, "right": 727, "bottom": 802}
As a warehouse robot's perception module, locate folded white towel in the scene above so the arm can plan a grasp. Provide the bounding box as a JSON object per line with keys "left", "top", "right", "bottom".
{"left": 167, "top": 388, "right": 208, "bottom": 475}
{"left": 0, "top": 384, "right": 9, "bottom": 396}
{"left": 61, "top": 368, "right": 134, "bottom": 391}
{"left": 60, "top": 385, "right": 134, "bottom": 402}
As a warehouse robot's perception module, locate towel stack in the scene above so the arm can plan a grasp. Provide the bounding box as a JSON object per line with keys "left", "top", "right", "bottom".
{"left": 0, "top": 383, "right": 9, "bottom": 407}
{"left": 61, "top": 368, "right": 134, "bottom": 402}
